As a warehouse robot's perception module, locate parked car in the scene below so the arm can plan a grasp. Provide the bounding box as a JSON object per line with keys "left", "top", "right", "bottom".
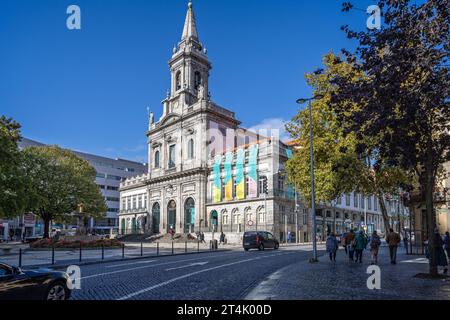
{"left": 0, "top": 263, "right": 72, "bottom": 300}
{"left": 243, "top": 231, "right": 279, "bottom": 251}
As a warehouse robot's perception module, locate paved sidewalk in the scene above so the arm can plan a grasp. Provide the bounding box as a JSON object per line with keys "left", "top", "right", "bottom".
{"left": 246, "top": 245, "right": 450, "bottom": 300}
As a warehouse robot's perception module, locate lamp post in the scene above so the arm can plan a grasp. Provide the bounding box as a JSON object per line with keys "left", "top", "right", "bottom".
{"left": 296, "top": 95, "right": 323, "bottom": 263}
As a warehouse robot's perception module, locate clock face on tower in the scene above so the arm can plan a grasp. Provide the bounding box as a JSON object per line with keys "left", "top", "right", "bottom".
{"left": 173, "top": 101, "right": 179, "bottom": 112}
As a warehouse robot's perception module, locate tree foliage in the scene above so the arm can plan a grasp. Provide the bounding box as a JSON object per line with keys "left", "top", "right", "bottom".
{"left": 22, "top": 146, "right": 107, "bottom": 238}
{"left": 331, "top": 0, "right": 449, "bottom": 275}
{"left": 286, "top": 53, "right": 411, "bottom": 234}
{"left": 0, "top": 116, "right": 27, "bottom": 218}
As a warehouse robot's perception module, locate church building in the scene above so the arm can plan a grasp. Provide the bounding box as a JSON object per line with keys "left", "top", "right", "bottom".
{"left": 118, "top": 2, "right": 302, "bottom": 243}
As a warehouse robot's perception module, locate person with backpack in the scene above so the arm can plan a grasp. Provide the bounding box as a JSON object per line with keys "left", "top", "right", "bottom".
{"left": 370, "top": 230, "right": 382, "bottom": 265}
{"left": 354, "top": 231, "right": 368, "bottom": 263}
{"left": 326, "top": 233, "right": 339, "bottom": 262}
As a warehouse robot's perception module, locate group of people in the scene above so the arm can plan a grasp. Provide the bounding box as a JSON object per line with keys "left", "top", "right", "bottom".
{"left": 326, "top": 228, "right": 402, "bottom": 265}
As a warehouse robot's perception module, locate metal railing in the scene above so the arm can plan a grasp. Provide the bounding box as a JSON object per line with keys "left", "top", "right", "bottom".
{"left": 3, "top": 239, "right": 220, "bottom": 269}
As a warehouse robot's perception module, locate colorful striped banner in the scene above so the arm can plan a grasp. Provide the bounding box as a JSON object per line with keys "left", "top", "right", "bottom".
{"left": 248, "top": 144, "right": 259, "bottom": 198}
{"left": 224, "top": 152, "right": 233, "bottom": 201}
{"left": 235, "top": 148, "right": 245, "bottom": 200}
{"left": 213, "top": 155, "right": 222, "bottom": 203}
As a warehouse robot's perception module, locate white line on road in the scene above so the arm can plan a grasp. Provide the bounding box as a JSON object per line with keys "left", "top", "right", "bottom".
{"left": 104, "top": 260, "right": 156, "bottom": 269}
{"left": 80, "top": 251, "right": 243, "bottom": 280}
{"left": 117, "top": 252, "right": 294, "bottom": 300}
{"left": 165, "top": 261, "right": 209, "bottom": 271}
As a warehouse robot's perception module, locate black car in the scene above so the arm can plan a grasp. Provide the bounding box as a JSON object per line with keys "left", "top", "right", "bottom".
{"left": 243, "top": 231, "right": 279, "bottom": 251}
{"left": 0, "top": 263, "right": 71, "bottom": 300}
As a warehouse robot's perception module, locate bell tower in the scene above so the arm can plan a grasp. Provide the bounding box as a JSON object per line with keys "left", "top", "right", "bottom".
{"left": 164, "top": 1, "right": 212, "bottom": 115}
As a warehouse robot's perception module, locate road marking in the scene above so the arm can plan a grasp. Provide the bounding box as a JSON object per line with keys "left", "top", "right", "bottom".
{"left": 400, "top": 258, "right": 429, "bottom": 264}
{"left": 165, "top": 261, "right": 209, "bottom": 271}
{"left": 117, "top": 252, "right": 293, "bottom": 300}
{"left": 104, "top": 260, "right": 156, "bottom": 269}
{"left": 80, "top": 251, "right": 244, "bottom": 280}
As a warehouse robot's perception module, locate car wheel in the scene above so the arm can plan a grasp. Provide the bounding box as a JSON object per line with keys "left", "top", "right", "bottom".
{"left": 258, "top": 244, "right": 264, "bottom": 251}
{"left": 46, "top": 281, "right": 69, "bottom": 301}
{"left": 274, "top": 243, "right": 279, "bottom": 250}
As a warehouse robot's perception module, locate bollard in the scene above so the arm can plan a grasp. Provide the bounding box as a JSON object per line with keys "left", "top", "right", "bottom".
{"left": 141, "top": 242, "right": 143, "bottom": 257}
{"left": 157, "top": 242, "right": 159, "bottom": 256}
{"left": 52, "top": 246, "right": 55, "bottom": 265}
{"left": 122, "top": 244, "right": 125, "bottom": 259}
{"left": 101, "top": 244, "right": 104, "bottom": 260}
{"left": 171, "top": 241, "right": 174, "bottom": 255}
{"left": 185, "top": 241, "right": 187, "bottom": 253}
{"left": 79, "top": 243, "right": 82, "bottom": 262}
{"left": 198, "top": 240, "right": 200, "bottom": 253}
{"left": 19, "top": 248, "right": 22, "bottom": 268}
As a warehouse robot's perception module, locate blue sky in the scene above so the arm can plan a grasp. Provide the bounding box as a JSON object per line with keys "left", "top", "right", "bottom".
{"left": 0, "top": 0, "right": 375, "bottom": 163}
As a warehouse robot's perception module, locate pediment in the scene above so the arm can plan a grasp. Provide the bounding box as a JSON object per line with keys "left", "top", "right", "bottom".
{"left": 160, "top": 113, "right": 181, "bottom": 127}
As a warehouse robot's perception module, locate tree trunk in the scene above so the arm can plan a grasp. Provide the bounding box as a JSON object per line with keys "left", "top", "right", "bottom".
{"left": 377, "top": 191, "right": 391, "bottom": 236}
{"left": 425, "top": 165, "right": 437, "bottom": 276}
{"left": 43, "top": 217, "right": 51, "bottom": 239}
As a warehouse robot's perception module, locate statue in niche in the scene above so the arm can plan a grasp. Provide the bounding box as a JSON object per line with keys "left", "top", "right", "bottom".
{"left": 197, "top": 84, "right": 205, "bottom": 100}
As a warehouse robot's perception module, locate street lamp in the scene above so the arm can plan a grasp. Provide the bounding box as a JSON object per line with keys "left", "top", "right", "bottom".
{"left": 296, "top": 94, "right": 324, "bottom": 263}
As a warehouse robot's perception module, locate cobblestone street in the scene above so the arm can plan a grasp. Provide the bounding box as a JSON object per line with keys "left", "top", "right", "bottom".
{"left": 246, "top": 244, "right": 450, "bottom": 300}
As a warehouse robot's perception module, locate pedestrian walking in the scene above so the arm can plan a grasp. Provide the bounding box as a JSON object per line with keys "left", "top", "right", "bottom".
{"left": 386, "top": 228, "right": 401, "bottom": 264}
{"left": 326, "top": 233, "right": 339, "bottom": 262}
{"left": 443, "top": 231, "right": 450, "bottom": 260}
{"left": 219, "top": 232, "right": 225, "bottom": 245}
{"left": 287, "top": 232, "right": 292, "bottom": 244}
{"left": 369, "top": 231, "right": 381, "bottom": 265}
{"left": 346, "top": 229, "right": 356, "bottom": 261}
{"left": 354, "top": 231, "right": 367, "bottom": 263}
{"left": 432, "top": 229, "right": 448, "bottom": 275}
{"left": 200, "top": 232, "right": 206, "bottom": 244}
{"left": 341, "top": 232, "right": 348, "bottom": 255}
{"left": 403, "top": 234, "right": 408, "bottom": 253}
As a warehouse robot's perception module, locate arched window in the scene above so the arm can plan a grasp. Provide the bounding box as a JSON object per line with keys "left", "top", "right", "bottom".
{"left": 154, "top": 151, "right": 160, "bottom": 168}
{"left": 152, "top": 203, "right": 160, "bottom": 234}
{"left": 176, "top": 71, "right": 182, "bottom": 91}
{"left": 194, "top": 71, "right": 202, "bottom": 90}
{"left": 188, "top": 139, "right": 195, "bottom": 159}
{"left": 257, "top": 206, "right": 266, "bottom": 224}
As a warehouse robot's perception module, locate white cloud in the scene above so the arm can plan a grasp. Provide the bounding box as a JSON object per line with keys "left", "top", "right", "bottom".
{"left": 247, "top": 118, "right": 291, "bottom": 142}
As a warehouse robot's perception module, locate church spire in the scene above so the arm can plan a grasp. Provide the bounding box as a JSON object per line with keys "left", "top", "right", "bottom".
{"left": 182, "top": 1, "right": 199, "bottom": 41}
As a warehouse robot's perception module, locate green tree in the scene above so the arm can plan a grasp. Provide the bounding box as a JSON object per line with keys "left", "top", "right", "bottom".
{"left": 332, "top": 0, "right": 449, "bottom": 275}
{"left": 0, "top": 116, "right": 28, "bottom": 218}
{"left": 22, "top": 146, "right": 107, "bottom": 238}
{"left": 286, "top": 53, "right": 410, "bottom": 236}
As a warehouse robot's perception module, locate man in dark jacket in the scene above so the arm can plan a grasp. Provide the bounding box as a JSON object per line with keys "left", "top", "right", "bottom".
{"left": 386, "top": 228, "right": 401, "bottom": 264}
